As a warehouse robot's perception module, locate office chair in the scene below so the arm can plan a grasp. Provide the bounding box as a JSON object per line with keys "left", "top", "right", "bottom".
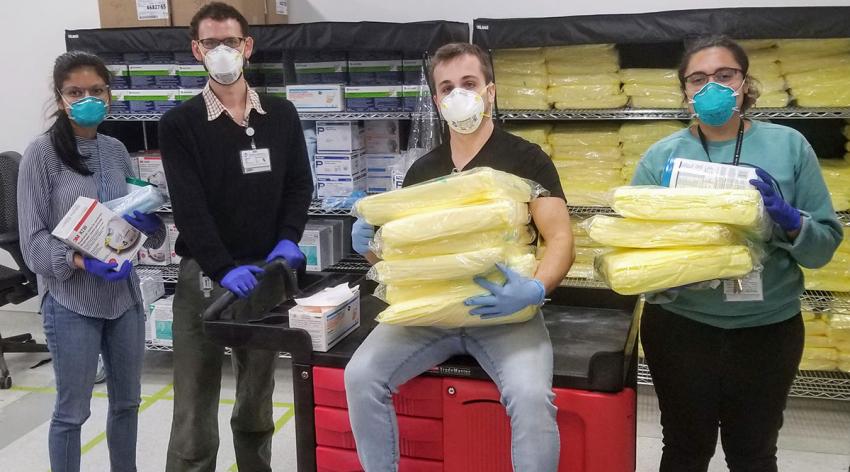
{"left": 0, "top": 151, "right": 46, "bottom": 389}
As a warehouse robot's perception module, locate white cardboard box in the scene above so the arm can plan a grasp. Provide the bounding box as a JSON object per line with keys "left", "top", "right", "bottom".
{"left": 51, "top": 197, "right": 147, "bottom": 265}
{"left": 314, "top": 152, "right": 365, "bottom": 177}
{"left": 365, "top": 153, "right": 402, "bottom": 178}
{"left": 316, "top": 121, "right": 365, "bottom": 153}
{"left": 137, "top": 152, "right": 169, "bottom": 201}
{"left": 364, "top": 120, "right": 401, "bottom": 153}
{"left": 286, "top": 84, "right": 345, "bottom": 112}
{"left": 165, "top": 219, "right": 181, "bottom": 264}
{"left": 138, "top": 231, "right": 170, "bottom": 266}
{"left": 316, "top": 172, "right": 367, "bottom": 198}
{"left": 150, "top": 296, "right": 174, "bottom": 346}
{"left": 289, "top": 290, "right": 360, "bottom": 352}
{"left": 367, "top": 176, "right": 392, "bottom": 193}
{"left": 298, "top": 225, "right": 334, "bottom": 272}
{"left": 139, "top": 275, "right": 165, "bottom": 314}
{"left": 365, "top": 136, "right": 401, "bottom": 154}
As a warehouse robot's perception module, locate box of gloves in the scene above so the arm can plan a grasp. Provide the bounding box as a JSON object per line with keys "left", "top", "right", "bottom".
{"left": 288, "top": 283, "right": 360, "bottom": 352}
{"left": 52, "top": 196, "right": 147, "bottom": 266}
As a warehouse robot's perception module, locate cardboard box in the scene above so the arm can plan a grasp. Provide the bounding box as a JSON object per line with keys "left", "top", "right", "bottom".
{"left": 309, "top": 218, "right": 345, "bottom": 263}
{"left": 402, "top": 58, "right": 425, "bottom": 85}
{"left": 139, "top": 275, "right": 166, "bottom": 314}
{"left": 365, "top": 153, "right": 402, "bottom": 178}
{"left": 264, "top": 86, "right": 286, "bottom": 99}
{"left": 138, "top": 232, "right": 170, "bottom": 266}
{"left": 150, "top": 296, "right": 175, "bottom": 346}
{"left": 365, "top": 136, "right": 401, "bottom": 154}
{"left": 129, "top": 64, "right": 179, "bottom": 89}
{"left": 107, "top": 65, "right": 130, "bottom": 90}
{"left": 172, "top": 0, "right": 266, "bottom": 27}
{"left": 177, "top": 64, "right": 208, "bottom": 88}
{"left": 314, "top": 152, "right": 365, "bottom": 177}
{"left": 348, "top": 56, "right": 403, "bottom": 86}
{"left": 137, "top": 152, "right": 170, "bottom": 202}
{"left": 345, "top": 86, "right": 403, "bottom": 112}
{"left": 286, "top": 85, "right": 345, "bottom": 112}
{"left": 299, "top": 225, "right": 334, "bottom": 272}
{"left": 99, "top": 0, "right": 171, "bottom": 28}
{"left": 258, "top": 62, "right": 285, "bottom": 87}
{"left": 52, "top": 197, "right": 147, "bottom": 266}
{"left": 110, "top": 90, "right": 131, "bottom": 114}
{"left": 125, "top": 90, "right": 180, "bottom": 114}
{"left": 294, "top": 54, "right": 348, "bottom": 84}
{"left": 364, "top": 121, "right": 401, "bottom": 153}
{"left": 367, "top": 176, "right": 392, "bottom": 194}
{"left": 165, "top": 218, "right": 181, "bottom": 264}
{"left": 316, "top": 172, "right": 367, "bottom": 198}
{"left": 289, "top": 290, "right": 360, "bottom": 352}
{"left": 265, "top": 0, "right": 288, "bottom": 24}
{"left": 177, "top": 88, "right": 204, "bottom": 101}
{"left": 316, "top": 121, "right": 364, "bottom": 153}
{"left": 402, "top": 84, "right": 429, "bottom": 112}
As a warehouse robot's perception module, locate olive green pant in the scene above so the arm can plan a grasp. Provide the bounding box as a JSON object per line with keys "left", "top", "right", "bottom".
{"left": 165, "top": 258, "right": 285, "bottom": 472}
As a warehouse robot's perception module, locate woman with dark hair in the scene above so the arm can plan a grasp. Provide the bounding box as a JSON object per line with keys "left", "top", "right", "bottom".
{"left": 632, "top": 36, "right": 842, "bottom": 471}
{"left": 17, "top": 50, "right": 165, "bottom": 472}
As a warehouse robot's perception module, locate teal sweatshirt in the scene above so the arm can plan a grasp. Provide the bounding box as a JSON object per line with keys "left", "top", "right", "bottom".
{"left": 632, "top": 120, "right": 844, "bottom": 329}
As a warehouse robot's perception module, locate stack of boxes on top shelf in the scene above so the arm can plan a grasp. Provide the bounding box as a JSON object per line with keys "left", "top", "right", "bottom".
{"left": 777, "top": 38, "right": 850, "bottom": 107}
{"left": 99, "top": 0, "right": 289, "bottom": 29}
{"left": 737, "top": 39, "right": 790, "bottom": 108}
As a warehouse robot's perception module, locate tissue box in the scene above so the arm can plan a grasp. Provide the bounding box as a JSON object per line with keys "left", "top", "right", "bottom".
{"left": 149, "top": 296, "right": 175, "bottom": 346}
{"left": 51, "top": 197, "right": 147, "bottom": 266}
{"left": 286, "top": 85, "right": 345, "bottom": 112}
{"left": 177, "top": 65, "right": 208, "bottom": 88}
{"left": 289, "top": 289, "right": 360, "bottom": 352}
{"left": 316, "top": 121, "right": 364, "bottom": 153}
{"left": 316, "top": 173, "right": 367, "bottom": 198}
{"left": 298, "top": 225, "right": 334, "bottom": 271}
{"left": 314, "top": 152, "right": 365, "bottom": 177}
{"left": 137, "top": 152, "right": 169, "bottom": 201}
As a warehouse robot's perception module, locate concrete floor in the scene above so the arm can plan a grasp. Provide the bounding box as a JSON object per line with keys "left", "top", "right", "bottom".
{"left": 1, "top": 309, "right": 849, "bottom": 471}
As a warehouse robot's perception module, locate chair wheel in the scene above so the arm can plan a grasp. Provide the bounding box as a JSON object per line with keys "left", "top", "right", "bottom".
{"left": 0, "top": 376, "right": 11, "bottom": 389}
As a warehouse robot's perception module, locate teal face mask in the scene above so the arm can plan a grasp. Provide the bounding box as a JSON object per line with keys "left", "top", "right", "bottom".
{"left": 66, "top": 96, "right": 108, "bottom": 128}
{"left": 689, "top": 82, "right": 741, "bottom": 127}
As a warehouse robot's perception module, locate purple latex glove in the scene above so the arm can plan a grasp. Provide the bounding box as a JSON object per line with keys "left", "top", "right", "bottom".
{"left": 83, "top": 258, "right": 133, "bottom": 282}
{"left": 266, "top": 239, "right": 306, "bottom": 268}
{"left": 123, "top": 210, "right": 162, "bottom": 235}
{"left": 221, "top": 265, "right": 264, "bottom": 298}
{"left": 465, "top": 263, "right": 546, "bottom": 319}
{"left": 749, "top": 168, "right": 801, "bottom": 232}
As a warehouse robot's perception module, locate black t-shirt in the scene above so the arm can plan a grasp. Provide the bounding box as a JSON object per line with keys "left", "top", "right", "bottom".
{"left": 402, "top": 127, "right": 566, "bottom": 201}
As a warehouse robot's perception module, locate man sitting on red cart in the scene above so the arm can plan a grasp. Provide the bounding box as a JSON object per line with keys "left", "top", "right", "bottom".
{"left": 346, "top": 42, "right": 575, "bottom": 472}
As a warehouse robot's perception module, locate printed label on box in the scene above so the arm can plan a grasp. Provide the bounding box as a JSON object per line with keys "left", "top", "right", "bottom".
{"left": 136, "top": 0, "right": 169, "bottom": 20}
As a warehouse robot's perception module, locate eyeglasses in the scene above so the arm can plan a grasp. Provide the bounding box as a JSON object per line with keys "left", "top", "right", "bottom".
{"left": 60, "top": 85, "right": 110, "bottom": 100}
{"left": 197, "top": 37, "right": 245, "bottom": 50}
{"left": 684, "top": 67, "right": 744, "bottom": 88}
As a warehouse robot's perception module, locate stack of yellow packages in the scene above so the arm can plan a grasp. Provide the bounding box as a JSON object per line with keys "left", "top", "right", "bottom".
{"left": 544, "top": 44, "right": 627, "bottom": 110}
{"left": 354, "top": 167, "right": 543, "bottom": 328}
{"left": 492, "top": 48, "right": 549, "bottom": 110}
{"left": 589, "top": 186, "right": 764, "bottom": 295}
{"left": 548, "top": 122, "right": 624, "bottom": 206}
{"left": 620, "top": 69, "right": 683, "bottom": 109}
{"left": 803, "top": 236, "right": 850, "bottom": 293}
{"left": 562, "top": 215, "right": 609, "bottom": 280}
{"left": 827, "top": 296, "right": 850, "bottom": 372}
{"left": 845, "top": 121, "right": 850, "bottom": 159}
{"left": 503, "top": 123, "right": 553, "bottom": 156}
{"left": 738, "top": 40, "right": 790, "bottom": 108}
{"left": 800, "top": 310, "right": 838, "bottom": 371}
{"left": 778, "top": 39, "right": 850, "bottom": 107}
{"left": 619, "top": 121, "right": 687, "bottom": 182}
{"left": 818, "top": 158, "right": 850, "bottom": 212}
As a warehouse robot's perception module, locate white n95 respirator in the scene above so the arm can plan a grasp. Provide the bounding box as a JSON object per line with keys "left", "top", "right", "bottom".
{"left": 104, "top": 217, "right": 140, "bottom": 253}
{"left": 440, "top": 86, "right": 491, "bottom": 134}
{"left": 203, "top": 45, "right": 244, "bottom": 86}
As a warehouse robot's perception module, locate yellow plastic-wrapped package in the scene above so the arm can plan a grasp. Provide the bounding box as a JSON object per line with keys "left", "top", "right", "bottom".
{"left": 554, "top": 159, "right": 623, "bottom": 172}
{"left": 548, "top": 123, "right": 621, "bottom": 147}
{"left": 493, "top": 47, "right": 546, "bottom": 63}
{"left": 619, "top": 68, "right": 677, "bottom": 86}
{"left": 777, "top": 38, "right": 850, "bottom": 55}
{"left": 622, "top": 84, "right": 683, "bottom": 98}
{"left": 799, "top": 359, "right": 838, "bottom": 371}
{"left": 630, "top": 95, "right": 687, "bottom": 109}
{"left": 805, "top": 318, "right": 829, "bottom": 336}
{"left": 802, "top": 347, "right": 839, "bottom": 362}
{"left": 558, "top": 168, "right": 623, "bottom": 184}
{"left": 553, "top": 94, "right": 629, "bottom": 110}
{"left": 544, "top": 44, "right": 618, "bottom": 61}
{"left": 503, "top": 123, "right": 552, "bottom": 146}
{"left": 567, "top": 263, "right": 596, "bottom": 280}
{"left": 805, "top": 336, "right": 832, "bottom": 348}
{"left": 751, "top": 75, "right": 786, "bottom": 94}
{"left": 375, "top": 199, "right": 529, "bottom": 247}
{"left": 595, "top": 245, "right": 754, "bottom": 295}
{"left": 830, "top": 326, "right": 850, "bottom": 344}
{"left": 497, "top": 73, "right": 549, "bottom": 89}
{"left": 575, "top": 246, "right": 610, "bottom": 264}
{"left": 548, "top": 73, "right": 621, "bottom": 87}
{"left": 792, "top": 86, "right": 850, "bottom": 108}
{"left": 753, "top": 91, "right": 790, "bottom": 108}
{"left": 374, "top": 225, "right": 535, "bottom": 261}
{"left": 783, "top": 65, "right": 850, "bottom": 88}
{"left": 779, "top": 55, "right": 850, "bottom": 75}
{"left": 737, "top": 39, "right": 778, "bottom": 50}
{"left": 547, "top": 84, "right": 623, "bottom": 104}
{"left": 583, "top": 215, "right": 739, "bottom": 248}
{"left": 369, "top": 245, "right": 533, "bottom": 285}
{"left": 619, "top": 121, "right": 686, "bottom": 143}
{"left": 552, "top": 147, "right": 623, "bottom": 163}
{"left": 611, "top": 186, "right": 766, "bottom": 229}
{"left": 498, "top": 95, "right": 551, "bottom": 110}
{"left": 354, "top": 167, "right": 541, "bottom": 226}
{"left": 375, "top": 254, "right": 539, "bottom": 327}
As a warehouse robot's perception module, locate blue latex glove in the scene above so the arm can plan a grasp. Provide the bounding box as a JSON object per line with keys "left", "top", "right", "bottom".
{"left": 123, "top": 210, "right": 162, "bottom": 235}
{"left": 266, "top": 239, "right": 305, "bottom": 268}
{"left": 352, "top": 218, "right": 375, "bottom": 255}
{"left": 465, "top": 263, "right": 546, "bottom": 319}
{"left": 749, "top": 168, "right": 801, "bottom": 232}
{"left": 221, "top": 265, "right": 264, "bottom": 299}
{"left": 83, "top": 258, "right": 133, "bottom": 282}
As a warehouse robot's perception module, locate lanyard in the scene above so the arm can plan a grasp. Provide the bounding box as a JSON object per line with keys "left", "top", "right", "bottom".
{"left": 698, "top": 118, "right": 745, "bottom": 165}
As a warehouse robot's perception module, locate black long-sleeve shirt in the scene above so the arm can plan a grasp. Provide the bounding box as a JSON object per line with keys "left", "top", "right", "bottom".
{"left": 158, "top": 93, "right": 312, "bottom": 281}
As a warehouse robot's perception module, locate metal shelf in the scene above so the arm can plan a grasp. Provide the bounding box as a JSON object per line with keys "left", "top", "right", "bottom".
{"left": 498, "top": 107, "right": 850, "bottom": 121}
{"left": 325, "top": 255, "right": 371, "bottom": 274}
{"left": 106, "top": 113, "right": 163, "bottom": 121}
{"left": 568, "top": 205, "right": 617, "bottom": 216}
{"left": 137, "top": 264, "right": 180, "bottom": 284}
{"left": 802, "top": 290, "right": 850, "bottom": 314}
{"left": 308, "top": 199, "right": 355, "bottom": 216}
{"left": 299, "top": 111, "right": 413, "bottom": 121}
{"left": 145, "top": 340, "right": 292, "bottom": 358}
{"left": 638, "top": 360, "right": 850, "bottom": 401}
{"left": 156, "top": 203, "right": 172, "bottom": 213}
{"left": 560, "top": 277, "right": 608, "bottom": 289}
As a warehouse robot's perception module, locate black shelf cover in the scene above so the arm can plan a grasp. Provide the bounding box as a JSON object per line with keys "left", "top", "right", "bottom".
{"left": 473, "top": 7, "right": 850, "bottom": 49}
{"left": 67, "top": 21, "right": 469, "bottom": 54}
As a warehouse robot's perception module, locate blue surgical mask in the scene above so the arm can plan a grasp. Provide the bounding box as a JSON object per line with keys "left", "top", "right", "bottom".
{"left": 689, "top": 81, "right": 742, "bottom": 127}
{"left": 65, "top": 96, "right": 108, "bottom": 128}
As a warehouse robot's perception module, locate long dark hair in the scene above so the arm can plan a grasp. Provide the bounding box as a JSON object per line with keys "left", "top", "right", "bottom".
{"left": 678, "top": 36, "right": 761, "bottom": 112}
{"left": 48, "top": 51, "right": 111, "bottom": 176}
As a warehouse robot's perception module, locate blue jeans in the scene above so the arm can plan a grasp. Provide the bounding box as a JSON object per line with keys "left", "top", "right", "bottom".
{"left": 42, "top": 294, "right": 145, "bottom": 472}
{"left": 344, "top": 312, "right": 559, "bottom": 472}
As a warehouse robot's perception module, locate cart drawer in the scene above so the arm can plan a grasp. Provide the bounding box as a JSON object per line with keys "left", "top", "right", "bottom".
{"left": 316, "top": 446, "right": 443, "bottom": 472}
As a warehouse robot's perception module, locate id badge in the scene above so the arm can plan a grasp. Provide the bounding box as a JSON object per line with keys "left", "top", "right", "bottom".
{"left": 240, "top": 148, "right": 272, "bottom": 174}
{"left": 199, "top": 272, "right": 214, "bottom": 299}
{"left": 723, "top": 270, "right": 764, "bottom": 302}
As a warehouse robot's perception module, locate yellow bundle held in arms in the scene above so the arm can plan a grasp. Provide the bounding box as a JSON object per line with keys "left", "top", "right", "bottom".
{"left": 584, "top": 215, "right": 739, "bottom": 248}
{"left": 375, "top": 254, "right": 539, "bottom": 327}
{"left": 375, "top": 199, "right": 529, "bottom": 247}
{"left": 354, "top": 167, "right": 539, "bottom": 226}
{"left": 611, "top": 186, "right": 766, "bottom": 228}
{"left": 595, "top": 246, "right": 754, "bottom": 295}
{"left": 368, "top": 245, "right": 532, "bottom": 285}
{"left": 374, "top": 225, "right": 535, "bottom": 261}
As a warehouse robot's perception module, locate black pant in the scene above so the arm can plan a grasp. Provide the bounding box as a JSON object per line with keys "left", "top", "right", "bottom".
{"left": 641, "top": 306, "right": 804, "bottom": 472}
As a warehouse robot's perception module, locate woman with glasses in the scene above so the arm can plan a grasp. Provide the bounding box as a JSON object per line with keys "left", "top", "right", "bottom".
{"left": 17, "top": 50, "right": 165, "bottom": 472}
{"left": 632, "top": 36, "right": 842, "bottom": 471}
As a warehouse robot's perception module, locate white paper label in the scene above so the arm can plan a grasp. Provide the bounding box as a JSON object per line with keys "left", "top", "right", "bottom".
{"left": 276, "top": 0, "right": 289, "bottom": 15}
{"left": 667, "top": 158, "right": 756, "bottom": 190}
{"left": 136, "top": 0, "right": 169, "bottom": 21}
{"left": 723, "top": 270, "right": 764, "bottom": 302}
